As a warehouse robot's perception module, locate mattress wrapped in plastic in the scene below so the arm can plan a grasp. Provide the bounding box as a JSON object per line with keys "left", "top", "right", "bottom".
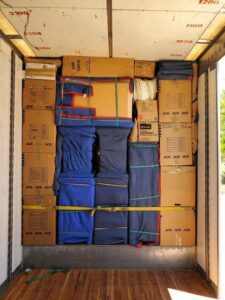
{"left": 57, "top": 174, "right": 95, "bottom": 244}
{"left": 57, "top": 126, "right": 95, "bottom": 175}
{"left": 157, "top": 61, "right": 193, "bottom": 80}
{"left": 97, "top": 127, "right": 130, "bottom": 174}
{"left": 94, "top": 173, "right": 129, "bottom": 245}
{"left": 128, "top": 143, "right": 160, "bottom": 246}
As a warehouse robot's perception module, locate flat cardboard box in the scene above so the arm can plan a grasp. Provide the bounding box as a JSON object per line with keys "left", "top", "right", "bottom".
{"left": 134, "top": 60, "right": 155, "bottom": 78}
{"left": 160, "top": 166, "right": 196, "bottom": 206}
{"left": 63, "top": 56, "right": 134, "bottom": 77}
{"left": 160, "top": 210, "right": 195, "bottom": 246}
{"left": 23, "top": 195, "right": 56, "bottom": 245}
{"left": 23, "top": 110, "right": 56, "bottom": 153}
{"left": 73, "top": 80, "right": 132, "bottom": 118}
{"left": 138, "top": 121, "right": 159, "bottom": 142}
{"left": 192, "top": 63, "right": 198, "bottom": 101}
{"left": 129, "top": 119, "right": 138, "bottom": 142}
{"left": 25, "top": 63, "right": 56, "bottom": 80}
{"left": 160, "top": 123, "right": 192, "bottom": 165}
{"left": 159, "top": 80, "right": 191, "bottom": 122}
{"left": 136, "top": 100, "right": 158, "bottom": 122}
{"left": 23, "top": 79, "right": 56, "bottom": 109}
{"left": 25, "top": 57, "right": 62, "bottom": 68}
{"left": 23, "top": 153, "right": 55, "bottom": 196}
{"left": 192, "top": 122, "right": 198, "bottom": 154}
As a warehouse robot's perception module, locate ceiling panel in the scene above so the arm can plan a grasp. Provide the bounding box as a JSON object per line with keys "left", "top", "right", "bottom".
{"left": 113, "top": 10, "right": 218, "bottom": 60}
{"left": 113, "top": 0, "right": 225, "bottom": 13}
{"left": 1, "top": 7, "right": 108, "bottom": 57}
{"left": 0, "top": 0, "right": 106, "bottom": 9}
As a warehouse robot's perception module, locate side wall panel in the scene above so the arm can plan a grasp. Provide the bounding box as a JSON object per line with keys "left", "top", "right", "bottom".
{"left": 208, "top": 68, "right": 218, "bottom": 286}
{"left": 12, "top": 55, "right": 23, "bottom": 272}
{"left": 0, "top": 39, "right": 11, "bottom": 285}
{"left": 197, "top": 73, "right": 206, "bottom": 270}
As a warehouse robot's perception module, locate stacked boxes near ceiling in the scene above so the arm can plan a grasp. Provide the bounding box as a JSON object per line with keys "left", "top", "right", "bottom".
{"left": 157, "top": 61, "right": 196, "bottom": 246}
{"left": 56, "top": 56, "right": 134, "bottom": 244}
{"left": 22, "top": 61, "right": 58, "bottom": 245}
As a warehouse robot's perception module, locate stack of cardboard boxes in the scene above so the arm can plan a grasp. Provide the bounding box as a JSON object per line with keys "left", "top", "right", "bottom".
{"left": 159, "top": 78, "right": 196, "bottom": 246}
{"left": 22, "top": 61, "right": 58, "bottom": 245}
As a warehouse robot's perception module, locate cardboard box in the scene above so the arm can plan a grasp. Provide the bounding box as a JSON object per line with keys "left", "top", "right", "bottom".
{"left": 63, "top": 56, "right": 134, "bottom": 77}
{"left": 138, "top": 121, "right": 159, "bottom": 142}
{"left": 134, "top": 60, "right": 155, "bottom": 78}
{"left": 23, "top": 79, "right": 56, "bottom": 109}
{"left": 73, "top": 80, "right": 132, "bottom": 118}
{"left": 192, "top": 63, "right": 198, "bottom": 101}
{"left": 136, "top": 100, "right": 158, "bottom": 122}
{"left": 129, "top": 119, "right": 138, "bottom": 142}
{"left": 160, "top": 123, "right": 192, "bottom": 165}
{"left": 25, "top": 63, "right": 57, "bottom": 80}
{"left": 159, "top": 80, "right": 191, "bottom": 122}
{"left": 160, "top": 210, "right": 195, "bottom": 246}
{"left": 160, "top": 166, "right": 196, "bottom": 206}
{"left": 23, "top": 153, "right": 55, "bottom": 196}
{"left": 23, "top": 110, "right": 56, "bottom": 153}
{"left": 23, "top": 195, "right": 56, "bottom": 245}
{"left": 192, "top": 122, "right": 198, "bottom": 154}
{"left": 25, "top": 57, "right": 62, "bottom": 68}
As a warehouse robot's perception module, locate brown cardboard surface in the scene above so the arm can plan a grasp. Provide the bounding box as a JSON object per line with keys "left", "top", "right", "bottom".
{"left": 160, "top": 210, "right": 195, "bottom": 246}
{"left": 159, "top": 122, "right": 192, "bottom": 165}
{"left": 63, "top": 56, "right": 134, "bottom": 77}
{"left": 23, "top": 153, "right": 55, "bottom": 196}
{"left": 73, "top": 81, "right": 132, "bottom": 118}
{"left": 136, "top": 100, "right": 158, "bottom": 122}
{"left": 23, "top": 110, "right": 56, "bottom": 153}
{"left": 23, "top": 195, "right": 56, "bottom": 246}
{"left": 23, "top": 79, "right": 56, "bottom": 109}
{"left": 25, "top": 57, "right": 62, "bottom": 68}
{"left": 129, "top": 119, "right": 138, "bottom": 142}
{"left": 192, "top": 63, "right": 198, "bottom": 101}
{"left": 160, "top": 166, "right": 196, "bottom": 206}
{"left": 134, "top": 60, "right": 155, "bottom": 78}
{"left": 192, "top": 122, "right": 198, "bottom": 154}
{"left": 138, "top": 121, "right": 159, "bottom": 142}
{"left": 159, "top": 80, "right": 191, "bottom": 122}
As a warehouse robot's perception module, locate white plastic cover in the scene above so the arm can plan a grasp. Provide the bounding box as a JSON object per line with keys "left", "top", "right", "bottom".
{"left": 133, "top": 78, "right": 157, "bottom": 101}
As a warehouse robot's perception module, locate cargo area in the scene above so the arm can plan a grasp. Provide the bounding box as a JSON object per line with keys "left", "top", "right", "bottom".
{"left": 0, "top": 1, "right": 225, "bottom": 299}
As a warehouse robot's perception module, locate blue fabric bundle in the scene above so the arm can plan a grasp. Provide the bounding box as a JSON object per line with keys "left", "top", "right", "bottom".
{"left": 128, "top": 143, "right": 160, "bottom": 246}
{"left": 57, "top": 174, "right": 95, "bottom": 245}
{"left": 97, "top": 127, "right": 130, "bottom": 174}
{"left": 57, "top": 126, "right": 95, "bottom": 175}
{"left": 94, "top": 173, "right": 129, "bottom": 244}
{"left": 157, "top": 61, "right": 193, "bottom": 79}
{"left": 56, "top": 106, "right": 95, "bottom": 127}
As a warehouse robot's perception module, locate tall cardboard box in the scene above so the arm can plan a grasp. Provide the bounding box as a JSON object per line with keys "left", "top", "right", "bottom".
{"left": 23, "top": 195, "right": 56, "bottom": 245}
{"left": 63, "top": 56, "right": 134, "bottom": 77}
{"left": 134, "top": 60, "right": 155, "bottom": 78}
{"left": 160, "top": 123, "right": 192, "bottom": 165}
{"left": 160, "top": 210, "right": 195, "bottom": 246}
{"left": 72, "top": 80, "right": 132, "bottom": 118}
{"left": 136, "top": 100, "right": 158, "bottom": 122}
{"left": 159, "top": 80, "right": 191, "bottom": 122}
{"left": 25, "top": 57, "right": 62, "bottom": 68}
{"left": 23, "top": 110, "right": 56, "bottom": 153}
{"left": 160, "top": 166, "right": 196, "bottom": 206}
{"left": 23, "top": 153, "right": 55, "bottom": 196}
{"left": 23, "top": 79, "right": 56, "bottom": 109}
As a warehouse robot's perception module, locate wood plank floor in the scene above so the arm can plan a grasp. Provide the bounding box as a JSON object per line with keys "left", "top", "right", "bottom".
{"left": 0, "top": 269, "right": 216, "bottom": 300}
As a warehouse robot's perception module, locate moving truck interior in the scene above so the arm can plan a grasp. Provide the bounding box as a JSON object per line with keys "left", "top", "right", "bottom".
{"left": 1, "top": 1, "right": 225, "bottom": 299}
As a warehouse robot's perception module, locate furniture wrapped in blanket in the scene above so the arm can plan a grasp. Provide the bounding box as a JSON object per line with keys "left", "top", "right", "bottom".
{"left": 55, "top": 77, "right": 133, "bottom": 128}
{"left": 96, "top": 127, "right": 130, "bottom": 174}
{"left": 57, "top": 126, "right": 95, "bottom": 175}
{"left": 157, "top": 61, "right": 193, "bottom": 80}
{"left": 94, "top": 173, "right": 129, "bottom": 244}
{"left": 57, "top": 174, "right": 95, "bottom": 244}
{"left": 128, "top": 143, "right": 160, "bottom": 246}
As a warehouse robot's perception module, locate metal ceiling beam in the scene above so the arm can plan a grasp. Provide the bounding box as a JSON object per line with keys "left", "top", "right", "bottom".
{"left": 106, "top": 0, "right": 113, "bottom": 57}
{"left": 0, "top": 29, "right": 23, "bottom": 60}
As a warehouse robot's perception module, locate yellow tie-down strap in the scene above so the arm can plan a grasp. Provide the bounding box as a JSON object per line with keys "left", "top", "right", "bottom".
{"left": 23, "top": 205, "right": 195, "bottom": 214}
